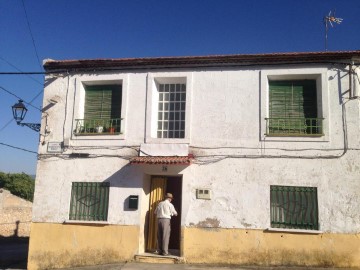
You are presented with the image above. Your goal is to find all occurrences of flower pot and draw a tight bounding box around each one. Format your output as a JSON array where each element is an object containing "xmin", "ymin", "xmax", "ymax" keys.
[
  {"xmin": 109, "ymin": 127, "xmax": 115, "ymax": 134},
  {"xmin": 95, "ymin": 126, "xmax": 103, "ymax": 133}
]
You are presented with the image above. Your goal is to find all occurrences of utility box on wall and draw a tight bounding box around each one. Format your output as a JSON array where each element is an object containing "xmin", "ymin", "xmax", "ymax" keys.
[
  {"xmin": 196, "ymin": 189, "xmax": 211, "ymax": 200},
  {"xmin": 128, "ymin": 195, "xmax": 139, "ymax": 209}
]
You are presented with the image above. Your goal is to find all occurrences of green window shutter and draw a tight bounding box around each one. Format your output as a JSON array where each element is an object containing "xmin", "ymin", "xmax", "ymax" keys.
[
  {"xmin": 268, "ymin": 80, "xmax": 319, "ymax": 135},
  {"xmin": 269, "ymin": 80, "xmax": 317, "ymax": 118},
  {"xmin": 84, "ymin": 85, "xmax": 122, "ymax": 120}
]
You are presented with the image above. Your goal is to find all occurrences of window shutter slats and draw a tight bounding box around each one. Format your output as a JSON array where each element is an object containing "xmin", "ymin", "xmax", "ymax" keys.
[
  {"xmin": 84, "ymin": 85, "xmax": 122, "ymax": 120},
  {"xmin": 269, "ymin": 80, "xmax": 317, "ymax": 118},
  {"xmin": 268, "ymin": 80, "xmax": 320, "ymax": 135}
]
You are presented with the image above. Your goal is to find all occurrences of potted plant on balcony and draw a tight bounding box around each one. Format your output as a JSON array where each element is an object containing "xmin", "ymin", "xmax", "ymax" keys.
[
  {"xmin": 108, "ymin": 120, "xmax": 115, "ymax": 134},
  {"xmin": 75, "ymin": 121, "xmax": 85, "ymax": 134},
  {"xmin": 95, "ymin": 121, "xmax": 104, "ymax": 133}
]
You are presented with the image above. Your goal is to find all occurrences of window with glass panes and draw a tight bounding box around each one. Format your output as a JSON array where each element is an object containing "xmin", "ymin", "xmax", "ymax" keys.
[
  {"xmin": 69, "ymin": 182, "xmax": 110, "ymax": 221},
  {"xmin": 157, "ymin": 83, "xmax": 186, "ymax": 138},
  {"xmin": 270, "ymin": 185, "xmax": 319, "ymax": 230}
]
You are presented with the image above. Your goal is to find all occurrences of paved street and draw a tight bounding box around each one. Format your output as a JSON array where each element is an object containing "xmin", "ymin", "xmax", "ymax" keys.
[{"xmin": 0, "ymin": 238, "xmax": 28, "ymax": 270}]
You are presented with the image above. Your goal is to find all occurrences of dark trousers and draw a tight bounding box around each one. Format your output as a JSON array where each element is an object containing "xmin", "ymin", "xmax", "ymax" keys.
[{"xmin": 157, "ymin": 218, "xmax": 171, "ymax": 254}]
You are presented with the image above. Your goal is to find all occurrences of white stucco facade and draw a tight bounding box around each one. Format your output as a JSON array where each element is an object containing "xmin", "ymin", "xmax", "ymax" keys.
[{"xmin": 28, "ymin": 53, "xmax": 360, "ymax": 269}]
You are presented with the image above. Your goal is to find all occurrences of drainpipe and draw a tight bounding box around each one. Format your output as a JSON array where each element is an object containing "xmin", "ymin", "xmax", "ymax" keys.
[
  {"xmin": 349, "ymin": 62, "xmax": 353, "ymax": 99},
  {"xmin": 350, "ymin": 61, "xmax": 360, "ymax": 99},
  {"xmin": 353, "ymin": 65, "xmax": 360, "ymax": 99},
  {"xmin": 144, "ymin": 73, "xmax": 149, "ymax": 143}
]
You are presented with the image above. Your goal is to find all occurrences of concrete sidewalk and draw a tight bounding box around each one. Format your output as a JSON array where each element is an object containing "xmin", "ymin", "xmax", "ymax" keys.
[{"xmin": 60, "ymin": 262, "xmax": 357, "ymax": 270}]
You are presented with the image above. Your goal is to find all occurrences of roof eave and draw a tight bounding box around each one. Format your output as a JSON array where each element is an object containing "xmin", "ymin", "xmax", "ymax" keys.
[{"xmin": 43, "ymin": 51, "xmax": 360, "ymax": 72}]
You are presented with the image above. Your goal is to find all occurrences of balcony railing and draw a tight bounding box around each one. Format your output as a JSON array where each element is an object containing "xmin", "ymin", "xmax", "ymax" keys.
[
  {"xmin": 74, "ymin": 118, "xmax": 122, "ymax": 135},
  {"xmin": 265, "ymin": 118, "xmax": 324, "ymax": 136}
]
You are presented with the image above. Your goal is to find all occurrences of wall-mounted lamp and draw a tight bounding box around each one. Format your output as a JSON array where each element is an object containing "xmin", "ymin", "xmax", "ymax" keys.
[{"xmin": 12, "ymin": 100, "xmax": 41, "ymax": 132}]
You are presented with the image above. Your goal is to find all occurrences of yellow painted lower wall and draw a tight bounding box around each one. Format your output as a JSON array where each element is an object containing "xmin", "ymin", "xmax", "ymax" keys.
[
  {"xmin": 28, "ymin": 222, "xmax": 139, "ymax": 270},
  {"xmin": 28, "ymin": 224, "xmax": 360, "ymax": 269},
  {"xmin": 183, "ymin": 227, "xmax": 360, "ymax": 268}
]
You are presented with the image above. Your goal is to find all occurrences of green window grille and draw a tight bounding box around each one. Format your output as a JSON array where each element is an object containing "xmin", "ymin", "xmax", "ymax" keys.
[
  {"xmin": 84, "ymin": 85, "xmax": 122, "ymax": 120},
  {"xmin": 270, "ymin": 185, "xmax": 319, "ymax": 230},
  {"xmin": 69, "ymin": 182, "xmax": 110, "ymax": 221},
  {"xmin": 268, "ymin": 80, "xmax": 322, "ymax": 135}
]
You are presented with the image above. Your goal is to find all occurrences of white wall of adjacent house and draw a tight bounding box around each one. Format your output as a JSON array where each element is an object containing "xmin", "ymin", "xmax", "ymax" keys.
[{"xmin": 32, "ymin": 64, "xmax": 360, "ymax": 234}]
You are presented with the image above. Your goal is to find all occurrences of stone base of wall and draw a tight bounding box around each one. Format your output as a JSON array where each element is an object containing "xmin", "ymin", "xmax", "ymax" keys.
[
  {"xmin": 27, "ymin": 223, "xmax": 139, "ymax": 270},
  {"xmin": 183, "ymin": 227, "xmax": 360, "ymax": 268},
  {"xmin": 0, "ymin": 189, "xmax": 32, "ymax": 237}
]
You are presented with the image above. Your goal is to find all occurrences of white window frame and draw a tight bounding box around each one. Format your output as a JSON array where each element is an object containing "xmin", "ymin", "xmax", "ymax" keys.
[
  {"xmin": 260, "ymin": 67, "xmax": 329, "ymax": 142},
  {"xmin": 72, "ymin": 74, "xmax": 128, "ymax": 140},
  {"xmin": 146, "ymin": 72, "xmax": 192, "ymax": 144}
]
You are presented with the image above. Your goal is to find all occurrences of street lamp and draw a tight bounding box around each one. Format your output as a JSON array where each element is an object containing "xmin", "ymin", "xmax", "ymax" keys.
[{"xmin": 12, "ymin": 100, "xmax": 41, "ymax": 132}]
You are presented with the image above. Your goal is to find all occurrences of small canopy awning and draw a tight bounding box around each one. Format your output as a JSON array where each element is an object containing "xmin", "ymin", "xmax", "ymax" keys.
[{"xmin": 130, "ymin": 155, "xmax": 193, "ymax": 165}]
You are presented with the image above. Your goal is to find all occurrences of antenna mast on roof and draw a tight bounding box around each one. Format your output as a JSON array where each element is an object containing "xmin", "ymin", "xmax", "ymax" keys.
[{"xmin": 324, "ymin": 10, "xmax": 343, "ymax": 51}]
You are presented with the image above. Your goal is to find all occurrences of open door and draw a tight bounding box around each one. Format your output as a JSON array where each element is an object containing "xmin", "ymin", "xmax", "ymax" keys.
[
  {"xmin": 166, "ymin": 176, "xmax": 182, "ymax": 250},
  {"xmin": 147, "ymin": 176, "xmax": 182, "ymax": 252},
  {"xmin": 147, "ymin": 176, "xmax": 166, "ymax": 251}
]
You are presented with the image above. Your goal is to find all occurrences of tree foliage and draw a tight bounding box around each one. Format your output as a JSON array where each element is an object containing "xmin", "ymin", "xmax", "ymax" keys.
[{"xmin": 0, "ymin": 172, "xmax": 35, "ymax": 202}]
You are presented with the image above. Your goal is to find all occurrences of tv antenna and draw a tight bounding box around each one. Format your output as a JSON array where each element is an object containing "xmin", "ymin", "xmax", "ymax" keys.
[{"xmin": 324, "ymin": 10, "xmax": 343, "ymax": 51}]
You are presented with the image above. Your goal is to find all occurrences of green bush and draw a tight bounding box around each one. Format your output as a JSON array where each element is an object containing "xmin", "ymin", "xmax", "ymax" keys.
[{"xmin": 0, "ymin": 172, "xmax": 35, "ymax": 202}]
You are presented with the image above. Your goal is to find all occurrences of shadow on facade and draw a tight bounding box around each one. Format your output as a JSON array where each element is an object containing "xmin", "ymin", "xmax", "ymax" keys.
[{"xmin": 103, "ymin": 163, "xmax": 145, "ymax": 210}]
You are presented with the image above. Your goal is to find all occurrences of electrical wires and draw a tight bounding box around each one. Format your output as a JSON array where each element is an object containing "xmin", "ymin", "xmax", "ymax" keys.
[
  {"xmin": 0, "ymin": 85, "xmax": 42, "ymax": 112},
  {"xmin": 0, "ymin": 56, "xmax": 43, "ymax": 85},
  {"xmin": 0, "ymin": 142, "xmax": 37, "ymax": 154},
  {"xmin": 21, "ymin": 0, "xmax": 42, "ymax": 71}
]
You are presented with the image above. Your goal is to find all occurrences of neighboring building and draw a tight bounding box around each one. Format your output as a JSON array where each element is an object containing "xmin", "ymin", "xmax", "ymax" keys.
[
  {"xmin": 28, "ymin": 51, "xmax": 360, "ymax": 269},
  {"xmin": 0, "ymin": 189, "xmax": 32, "ymax": 237}
]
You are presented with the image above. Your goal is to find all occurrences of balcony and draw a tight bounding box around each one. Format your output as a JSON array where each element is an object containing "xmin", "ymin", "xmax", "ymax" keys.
[
  {"xmin": 74, "ymin": 118, "xmax": 122, "ymax": 136},
  {"xmin": 265, "ymin": 118, "xmax": 324, "ymax": 137}
]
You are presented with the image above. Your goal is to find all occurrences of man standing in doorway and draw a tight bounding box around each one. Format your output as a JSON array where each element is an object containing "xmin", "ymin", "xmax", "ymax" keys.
[{"xmin": 154, "ymin": 193, "xmax": 178, "ymax": 256}]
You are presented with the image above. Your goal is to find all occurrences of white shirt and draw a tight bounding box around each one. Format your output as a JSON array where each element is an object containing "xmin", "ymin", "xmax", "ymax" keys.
[{"xmin": 155, "ymin": 199, "xmax": 178, "ymax": 219}]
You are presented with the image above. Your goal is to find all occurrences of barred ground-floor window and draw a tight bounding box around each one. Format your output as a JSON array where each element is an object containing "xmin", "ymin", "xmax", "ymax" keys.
[
  {"xmin": 69, "ymin": 182, "xmax": 110, "ymax": 221},
  {"xmin": 270, "ymin": 185, "xmax": 319, "ymax": 230}
]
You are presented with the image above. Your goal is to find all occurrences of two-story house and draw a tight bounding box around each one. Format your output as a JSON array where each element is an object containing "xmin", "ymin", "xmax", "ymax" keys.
[{"xmin": 28, "ymin": 51, "xmax": 360, "ymax": 269}]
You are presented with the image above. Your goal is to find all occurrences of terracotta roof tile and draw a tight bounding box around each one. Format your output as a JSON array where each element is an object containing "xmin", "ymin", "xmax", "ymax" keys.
[{"xmin": 130, "ymin": 155, "xmax": 193, "ymax": 165}]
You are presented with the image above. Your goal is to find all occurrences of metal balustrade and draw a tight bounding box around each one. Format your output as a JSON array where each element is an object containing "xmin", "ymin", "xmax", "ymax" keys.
[
  {"xmin": 265, "ymin": 117, "xmax": 324, "ymax": 136},
  {"xmin": 74, "ymin": 118, "xmax": 122, "ymax": 135}
]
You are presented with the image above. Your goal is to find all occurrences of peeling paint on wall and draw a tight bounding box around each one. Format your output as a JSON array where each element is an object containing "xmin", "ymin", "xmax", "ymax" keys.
[{"xmin": 190, "ymin": 217, "xmax": 221, "ymax": 228}]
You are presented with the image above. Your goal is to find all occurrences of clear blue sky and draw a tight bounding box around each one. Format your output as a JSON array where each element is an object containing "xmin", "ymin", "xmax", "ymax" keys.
[{"xmin": 0, "ymin": 0, "xmax": 359, "ymax": 175}]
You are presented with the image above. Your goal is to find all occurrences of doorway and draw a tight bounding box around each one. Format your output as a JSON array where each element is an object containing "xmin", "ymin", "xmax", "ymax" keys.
[{"xmin": 146, "ymin": 176, "xmax": 182, "ymax": 252}]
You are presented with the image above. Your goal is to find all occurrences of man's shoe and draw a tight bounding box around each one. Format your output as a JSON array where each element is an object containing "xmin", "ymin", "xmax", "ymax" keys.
[
  {"xmin": 162, "ymin": 252, "xmax": 169, "ymax": 256},
  {"xmin": 154, "ymin": 250, "xmax": 161, "ymax": 255}
]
